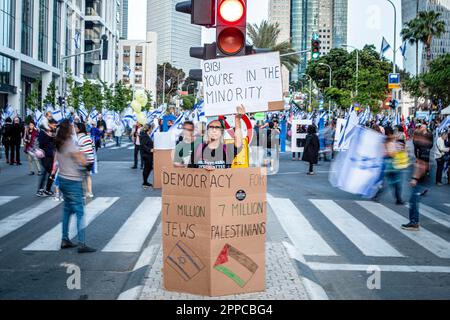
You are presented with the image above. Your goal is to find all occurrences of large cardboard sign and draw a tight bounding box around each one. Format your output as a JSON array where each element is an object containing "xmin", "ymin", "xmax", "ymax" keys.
[
  {"xmin": 291, "ymin": 119, "xmax": 312, "ymax": 153},
  {"xmin": 202, "ymin": 52, "xmax": 283, "ymax": 117},
  {"xmin": 161, "ymin": 167, "xmax": 266, "ymax": 296},
  {"xmin": 153, "ymin": 149, "xmax": 173, "ymax": 189}
]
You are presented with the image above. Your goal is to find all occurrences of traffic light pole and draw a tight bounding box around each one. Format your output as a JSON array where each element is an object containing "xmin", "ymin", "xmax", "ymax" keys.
[{"xmin": 280, "ymin": 49, "xmax": 310, "ymax": 57}]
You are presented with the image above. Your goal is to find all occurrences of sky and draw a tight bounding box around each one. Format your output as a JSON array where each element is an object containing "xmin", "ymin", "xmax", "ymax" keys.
[{"xmin": 128, "ymin": 0, "xmax": 403, "ymax": 67}]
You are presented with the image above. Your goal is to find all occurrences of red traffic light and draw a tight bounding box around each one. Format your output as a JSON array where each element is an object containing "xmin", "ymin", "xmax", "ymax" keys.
[
  {"xmin": 217, "ymin": 28, "xmax": 245, "ymax": 55},
  {"xmin": 219, "ymin": 0, "xmax": 245, "ymax": 23}
]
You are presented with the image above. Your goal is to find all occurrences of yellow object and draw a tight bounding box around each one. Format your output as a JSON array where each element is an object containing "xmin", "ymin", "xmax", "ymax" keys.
[
  {"xmin": 225, "ymin": 138, "xmax": 249, "ymax": 168},
  {"xmin": 393, "ymin": 151, "xmax": 409, "ymax": 170}
]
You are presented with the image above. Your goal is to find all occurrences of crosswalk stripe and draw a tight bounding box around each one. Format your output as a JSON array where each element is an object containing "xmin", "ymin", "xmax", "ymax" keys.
[
  {"xmin": 307, "ymin": 262, "xmax": 450, "ymax": 273},
  {"xmin": 0, "ymin": 199, "xmax": 61, "ymax": 239},
  {"xmin": 102, "ymin": 197, "xmax": 161, "ymax": 252},
  {"xmin": 405, "ymin": 203, "xmax": 450, "ymax": 229},
  {"xmin": 0, "ymin": 196, "xmax": 19, "ymax": 207},
  {"xmin": 127, "ymin": 146, "xmax": 135, "ymax": 150},
  {"xmin": 23, "ymin": 197, "xmax": 119, "ymax": 251},
  {"xmin": 356, "ymin": 201, "xmax": 450, "ymax": 259},
  {"xmin": 310, "ymin": 200, "xmax": 404, "ymax": 257},
  {"xmin": 268, "ymin": 195, "xmax": 337, "ymax": 256}
]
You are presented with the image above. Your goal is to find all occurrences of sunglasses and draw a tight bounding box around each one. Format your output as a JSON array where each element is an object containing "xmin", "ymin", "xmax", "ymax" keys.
[{"xmin": 207, "ymin": 125, "xmax": 223, "ymax": 130}]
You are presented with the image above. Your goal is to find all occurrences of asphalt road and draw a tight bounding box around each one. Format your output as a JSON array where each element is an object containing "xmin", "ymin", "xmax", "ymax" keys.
[{"xmin": 0, "ymin": 141, "xmax": 449, "ymax": 299}]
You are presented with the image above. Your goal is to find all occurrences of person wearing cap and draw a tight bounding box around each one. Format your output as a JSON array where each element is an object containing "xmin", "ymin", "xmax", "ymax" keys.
[{"xmin": 194, "ymin": 105, "xmax": 245, "ymax": 170}]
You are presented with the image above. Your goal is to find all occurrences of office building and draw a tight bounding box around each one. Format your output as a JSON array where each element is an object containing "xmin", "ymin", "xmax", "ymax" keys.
[{"xmin": 146, "ymin": 0, "xmax": 202, "ymax": 75}]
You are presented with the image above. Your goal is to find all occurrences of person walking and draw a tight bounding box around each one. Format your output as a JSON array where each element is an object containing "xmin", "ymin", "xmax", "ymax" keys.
[
  {"xmin": 55, "ymin": 119, "xmax": 96, "ymax": 253},
  {"xmin": 140, "ymin": 124, "xmax": 154, "ymax": 189},
  {"xmin": 1, "ymin": 117, "xmax": 12, "ymax": 164},
  {"xmin": 302, "ymin": 125, "xmax": 320, "ymax": 175},
  {"xmin": 76, "ymin": 122, "xmax": 95, "ymax": 198},
  {"xmin": 114, "ymin": 124, "xmax": 124, "ymax": 147},
  {"xmin": 402, "ymin": 126, "xmax": 433, "ymax": 231},
  {"xmin": 24, "ymin": 121, "xmax": 42, "ymax": 175},
  {"xmin": 37, "ymin": 119, "xmax": 58, "ymax": 197},
  {"xmin": 90, "ymin": 121, "xmax": 102, "ymax": 152},
  {"xmin": 131, "ymin": 123, "xmax": 143, "ymax": 169},
  {"xmin": 435, "ymin": 131, "xmax": 449, "ymax": 186},
  {"xmin": 10, "ymin": 117, "xmax": 24, "ymax": 165},
  {"xmin": 383, "ymin": 126, "xmax": 405, "ymax": 205}
]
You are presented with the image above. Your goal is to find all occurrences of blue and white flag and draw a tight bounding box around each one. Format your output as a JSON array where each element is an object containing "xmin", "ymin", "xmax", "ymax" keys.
[
  {"xmin": 437, "ymin": 116, "xmax": 450, "ymax": 134},
  {"xmin": 3, "ymin": 104, "xmax": 15, "ymax": 119},
  {"xmin": 167, "ymin": 111, "xmax": 188, "ymax": 138},
  {"xmin": 380, "ymin": 37, "xmax": 391, "ymax": 58},
  {"xmin": 78, "ymin": 103, "xmax": 88, "ymax": 120},
  {"xmin": 337, "ymin": 106, "xmax": 359, "ymax": 151},
  {"xmin": 394, "ymin": 112, "xmax": 401, "ymax": 126},
  {"xmin": 52, "ymin": 108, "xmax": 63, "ymax": 122},
  {"xmin": 89, "ymin": 109, "xmax": 99, "ymax": 121},
  {"xmin": 358, "ymin": 106, "xmax": 371, "ymax": 125},
  {"xmin": 399, "ymin": 41, "xmax": 407, "ymax": 60},
  {"xmin": 34, "ymin": 109, "xmax": 43, "ymax": 125},
  {"xmin": 74, "ymin": 31, "xmax": 81, "ymax": 49},
  {"xmin": 45, "ymin": 104, "xmax": 55, "ymax": 113},
  {"xmin": 330, "ymin": 126, "xmax": 385, "ymax": 198}
]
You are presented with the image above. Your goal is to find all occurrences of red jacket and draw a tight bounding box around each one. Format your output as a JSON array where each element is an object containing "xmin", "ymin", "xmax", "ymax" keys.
[{"xmin": 25, "ymin": 128, "xmax": 39, "ymax": 152}]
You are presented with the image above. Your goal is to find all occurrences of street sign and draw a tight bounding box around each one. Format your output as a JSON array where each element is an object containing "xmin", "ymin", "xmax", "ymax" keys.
[{"xmin": 388, "ymin": 73, "xmax": 400, "ymax": 89}]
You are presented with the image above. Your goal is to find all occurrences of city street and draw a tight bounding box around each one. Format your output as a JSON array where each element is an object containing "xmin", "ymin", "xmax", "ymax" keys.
[{"xmin": 0, "ymin": 143, "xmax": 449, "ymax": 300}]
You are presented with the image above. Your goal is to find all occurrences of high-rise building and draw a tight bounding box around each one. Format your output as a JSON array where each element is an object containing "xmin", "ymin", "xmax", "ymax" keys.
[
  {"xmin": 0, "ymin": 0, "xmax": 122, "ymax": 116},
  {"xmin": 402, "ymin": 0, "xmax": 450, "ymax": 75},
  {"xmin": 120, "ymin": 0, "xmax": 128, "ymax": 39},
  {"xmin": 269, "ymin": 0, "xmax": 291, "ymax": 92},
  {"xmin": 84, "ymin": 0, "xmax": 121, "ymax": 83},
  {"xmin": 146, "ymin": 0, "xmax": 202, "ymax": 75},
  {"xmin": 118, "ymin": 32, "xmax": 158, "ymax": 98},
  {"xmin": 290, "ymin": 0, "xmax": 348, "ymax": 81}
]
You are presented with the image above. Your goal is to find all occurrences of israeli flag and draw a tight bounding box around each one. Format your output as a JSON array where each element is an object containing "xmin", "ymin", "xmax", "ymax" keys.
[
  {"xmin": 150, "ymin": 124, "xmax": 160, "ymax": 140},
  {"xmin": 337, "ymin": 106, "xmax": 359, "ymax": 151},
  {"xmin": 437, "ymin": 116, "xmax": 450, "ymax": 134},
  {"xmin": 45, "ymin": 104, "xmax": 55, "ymax": 113},
  {"xmin": 34, "ymin": 109, "xmax": 43, "ymax": 125},
  {"xmin": 167, "ymin": 111, "xmax": 187, "ymax": 138},
  {"xmin": 4, "ymin": 104, "xmax": 16, "ymax": 118},
  {"xmin": 89, "ymin": 109, "xmax": 99, "ymax": 121},
  {"xmin": 358, "ymin": 106, "xmax": 371, "ymax": 125},
  {"xmin": 52, "ymin": 109, "xmax": 63, "ymax": 122},
  {"xmin": 399, "ymin": 42, "xmax": 407, "ymax": 60},
  {"xmin": 380, "ymin": 37, "xmax": 391, "ymax": 58},
  {"xmin": 394, "ymin": 112, "xmax": 401, "ymax": 126},
  {"xmin": 78, "ymin": 104, "xmax": 88, "ymax": 120},
  {"xmin": 74, "ymin": 31, "xmax": 81, "ymax": 49},
  {"xmin": 330, "ymin": 126, "xmax": 385, "ymax": 198}
]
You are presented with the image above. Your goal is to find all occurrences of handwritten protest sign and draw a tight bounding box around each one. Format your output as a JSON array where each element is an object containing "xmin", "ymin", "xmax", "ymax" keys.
[{"xmin": 202, "ymin": 52, "xmax": 283, "ymax": 116}]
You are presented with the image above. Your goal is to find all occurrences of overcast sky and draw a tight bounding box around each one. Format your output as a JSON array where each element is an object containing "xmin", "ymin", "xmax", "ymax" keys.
[{"xmin": 129, "ymin": 0, "xmax": 403, "ymax": 67}]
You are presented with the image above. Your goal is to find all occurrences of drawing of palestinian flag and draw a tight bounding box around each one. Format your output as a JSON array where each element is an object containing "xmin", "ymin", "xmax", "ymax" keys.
[
  {"xmin": 166, "ymin": 241, "xmax": 205, "ymax": 281},
  {"xmin": 213, "ymin": 244, "xmax": 258, "ymax": 288}
]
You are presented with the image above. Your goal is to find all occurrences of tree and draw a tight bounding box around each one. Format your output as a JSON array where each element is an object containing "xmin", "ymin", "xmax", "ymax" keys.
[
  {"xmin": 25, "ymin": 84, "xmax": 41, "ymax": 111},
  {"xmin": 181, "ymin": 95, "xmax": 196, "ymax": 110},
  {"xmin": 66, "ymin": 70, "xmax": 81, "ymax": 110},
  {"xmin": 422, "ymin": 53, "xmax": 450, "ymax": 106},
  {"xmin": 401, "ymin": 11, "xmax": 446, "ymax": 72},
  {"xmin": 247, "ymin": 20, "xmax": 300, "ymax": 71},
  {"xmin": 81, "ymin": 78, "xmax": 103, "ymax": 113},
  {"xmin": 111, "ymin": 81, "xmax": 133, "ymax": 113},
  {"xmin": 43, "ymin": 81, "xmax": 58, "ymax": 107},
  {"xmin": 142, "ymin": 89, "xmax": 154, "ymax": 112},
  {"xmin": 157, "ymin": 64, "xmax": 185, "ymax": 105}
]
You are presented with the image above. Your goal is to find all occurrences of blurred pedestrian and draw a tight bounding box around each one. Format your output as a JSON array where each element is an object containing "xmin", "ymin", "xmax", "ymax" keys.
[
  {"xmin": 37, "ymin": 119, "xmax": 57, "ymax": 197},
  {"xmin": 10, "ymin": 117, "xmax": 24, "ymax": 165},
  {"xmin": 1, "ymin": 117, "xmax": 12, "ymax": 164},
  {"xmin": 90, "ymin": 121, "xmax": 102, "ymax": 152},
  {"xmin": 131, "ymin": 123, "xmax": 143, "ymax": 169},
  {"xmin": 55, "ymin": 119, "xmax": 96, "ymax": 253},
  {"xmin": 435, "ymin": 131, "xmax": 449, "ymax": 186},
  {"xmin": 76, "ymin": 122, "xmax": 95, "ymax": 198},
  {"xmin": 140, "ymin": 124, "xmax": 154, "ymax": 188},
  {"xmin": 302, "ymin": 125, "xmax": 320, "ymax": 175},
  {"xmin": 24, "ymin": 121, "xmax": 42, "ymax": 175}
]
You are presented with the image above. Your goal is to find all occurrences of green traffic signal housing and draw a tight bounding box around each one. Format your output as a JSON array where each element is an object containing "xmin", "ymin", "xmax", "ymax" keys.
[{"xmin": 311, "ymin": 38, "xmax": 321, "ymax": 61}]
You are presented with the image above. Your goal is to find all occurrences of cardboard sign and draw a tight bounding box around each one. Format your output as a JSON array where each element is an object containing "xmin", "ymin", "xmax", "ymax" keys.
[
  {"xmin": 291, "ymin": 119, "xmax": 312, "ymax": 153},
  {"xmin": 202, "ymin": 52, "xmax": 283, "ymax": 117},
  {"xmin": 153, "ymin": 149, "xmax": 173, "ymax": 189},
  {"xmin": 161, "ymin": 167, "xmax": 266, "ymax": 296}
]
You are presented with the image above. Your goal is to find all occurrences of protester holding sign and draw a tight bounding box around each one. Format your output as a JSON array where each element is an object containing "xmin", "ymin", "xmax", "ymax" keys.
[
  {"xmin": 193, "ymin": 105, "xmax": 245, "ymax": 170},
  {"xmin": 302, "ymin": 125, "xmax": 320, "ymax": 175}
]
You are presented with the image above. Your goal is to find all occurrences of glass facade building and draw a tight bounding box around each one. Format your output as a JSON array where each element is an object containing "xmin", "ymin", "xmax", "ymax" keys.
[
  {"xmin": 120, "ymin": 0, "xmax": 128, "ymax": 39},
  {"xmin": 402, "ymin": 0, "xmax": 450, "ymax": 74},
  {"xmin": 0, "ymin": 0, "xmax": 15, "ymax": 49},
  {"xmin": 21, "ymin": 0, "xmax": 34, "ymax": 56},
  {"xmin": 38, "ymin": 0, "xmax": 49, "ymax": 63}
]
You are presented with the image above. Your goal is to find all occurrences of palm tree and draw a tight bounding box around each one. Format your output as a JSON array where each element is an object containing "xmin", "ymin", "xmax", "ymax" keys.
[
  {"xmin": 401, "ymin": 11, "xmax": 446, "ymax": 72},
  {"xmin": 247, "ymin": 20, "xmax": 300, "ymax": 71},
  {"xmin": 401, "ymin": 19, "xmax": 421, "ymax": 77}
]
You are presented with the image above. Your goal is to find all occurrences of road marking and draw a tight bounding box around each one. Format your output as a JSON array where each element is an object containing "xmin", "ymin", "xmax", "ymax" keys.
[
  {"xmin": 307, "ymin": 262, "xmax": 450, "ymax": 273},
  {"xmin": 357, "ymin": 201, "xmax": 450, "ymax": 259},
  {"xmin": 117, "ymin": 286, "xmax": 143, "ymax": 300},
  {"xmin": 127, "ymin": 146, "xmax": 135, "ymax": 150},
  {"xmin": 0, "ymin": 196, "xmax": 19, "ymax": 207},
  {"xmin": 310, "ymin": 200, "xmax": 404, "ymax": 257},
  {"xmin": 23, "ymin": 197, "xmax": 119, "ymax": 251},
  {"xmin": 133, "ymin": 244, "xmax": 159, "ymax": 271},
  {"xmin": 405, "ymin": 203, "xmax": 450, "ymax": 229},
  {"xmin": 268, "ymin": 195, "xmax": 337, "ymax": 256},
  {"xmin": 0, "ymin": 199, "xmax": 61, "ymax": 239},
  {"xmin": 102, "ymin": 197, "xmax": 161, "ymax": 252}
]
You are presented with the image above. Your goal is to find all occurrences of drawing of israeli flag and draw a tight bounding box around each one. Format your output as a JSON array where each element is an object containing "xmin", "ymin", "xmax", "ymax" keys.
[
  {"xmin": 330, "ymin": 126, "xmax": 385, "ymax": 198},
  {"xmin": 380, "ymin": 37, "xmax": 391, "ymax": 58}
]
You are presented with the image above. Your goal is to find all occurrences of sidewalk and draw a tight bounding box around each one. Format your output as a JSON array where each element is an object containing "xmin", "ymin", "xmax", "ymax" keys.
[{"xmin": 139, "ymin": 242, "xmax": 311, "ymax": 300}]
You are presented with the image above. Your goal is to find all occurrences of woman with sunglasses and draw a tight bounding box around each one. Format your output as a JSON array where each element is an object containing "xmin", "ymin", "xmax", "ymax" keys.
[{"xmin": 194, "ymin": 105, "xmax": 245, "ymax": 171}]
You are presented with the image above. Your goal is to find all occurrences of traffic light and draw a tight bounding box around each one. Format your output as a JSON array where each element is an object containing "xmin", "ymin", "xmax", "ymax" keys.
[
  {"xmin": 58, "ymin": 96, "xmax": 65, "ymax": 106},
  {"xmin": 311, "ymin": 38, "xmax": 320, "ymax": 60},
  {"xmin": 175, "ymin": 0, "xmax": 215, "ymax": 26},
  {"xmin": 101, "ymin": 35, "xmax": 108, "ymax": 60},
  {"xmin": 216, "ymin": 0, "xmax": 247, "ymax": 56}
]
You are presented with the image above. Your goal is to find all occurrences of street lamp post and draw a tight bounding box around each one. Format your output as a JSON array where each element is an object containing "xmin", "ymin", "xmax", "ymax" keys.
[
  {"xmin": 342, "ymin": 44, "xmax": 359, "ymax": 97},
  {"xmin": 386, "ymin": 0, "xmax": 397, "ymax": 74},
  {"xmin": 319, "ymin": 63, "xmax": 332, "ymax": 112}
]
